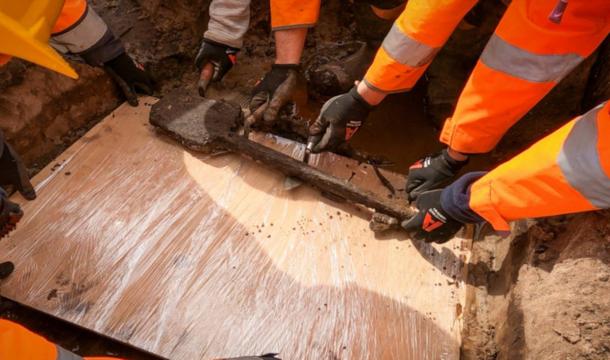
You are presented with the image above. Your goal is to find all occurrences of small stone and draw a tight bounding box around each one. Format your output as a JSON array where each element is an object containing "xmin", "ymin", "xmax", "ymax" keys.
[{"xmin": 553, "ymin": 325, "xmax": 581, "ymax": 344}]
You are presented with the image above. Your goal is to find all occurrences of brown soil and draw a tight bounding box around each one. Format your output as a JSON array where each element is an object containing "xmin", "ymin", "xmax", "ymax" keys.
[
  {"xmin": 462, "ymin": 212, "xmax": 610, "ymax": 359},
  {"xmin": 1, "ymin": 0, "xmax": 609, "ymax": 358}
]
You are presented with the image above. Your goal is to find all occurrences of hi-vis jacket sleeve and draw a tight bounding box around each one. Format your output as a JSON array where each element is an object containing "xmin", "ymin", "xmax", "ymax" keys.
[
  {"xmin": 469, "ymin": 101, "xmax": 610, "ymax": 231},
  {"xmin": 271, "ymin": 0, "xmax": 321, "ymax": 30},
  {"xmin": 440, "ymin": 0, "xmax": 610, "ymax": 154},
  {"xmin": 51, "ymin": 0, "xmax": 124, "ymax": 66},
  {"xmin": 0, "ymin": 319, "xmax": 121, "ymax": 360},
  {"xmin": 363, "ymin": 0, "xmax": 477, "ymax": 93}
]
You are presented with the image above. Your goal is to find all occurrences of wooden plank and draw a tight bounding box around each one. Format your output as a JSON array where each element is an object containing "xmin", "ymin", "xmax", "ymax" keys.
[
  {"xmin": 0, "ymin": 97, "xmax": 468, "ymax": 359},
  {"xmin": 148, "ymin": 93, "xmax": 414, "ymax": 222}
]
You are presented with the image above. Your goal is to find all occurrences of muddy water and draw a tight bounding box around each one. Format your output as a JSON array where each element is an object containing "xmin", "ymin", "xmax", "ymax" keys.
[
  {"xmin": 350, "ymin": 90, "xmax": 442, "ymax": 174},
  {"xmin": 209, "ymin": 83, "xmax": 444, "ymax": 176}
]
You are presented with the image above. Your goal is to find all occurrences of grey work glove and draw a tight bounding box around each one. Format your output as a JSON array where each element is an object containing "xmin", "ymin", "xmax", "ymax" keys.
[
  {"xmin": 246, "ymin": 64, "xmax": 306, "ymax": 129},
  {"xmin": 307, "ymin": 86, "xmax": 373, "ymax": 153}
]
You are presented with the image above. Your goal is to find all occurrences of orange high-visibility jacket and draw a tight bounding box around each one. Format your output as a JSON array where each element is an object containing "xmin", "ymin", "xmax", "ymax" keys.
[
  {"xmin": 364, "ymin": 0, "xmax": 610, "ymax": 154},
  {"xmin": 0, "ymin": 319, "xmax": 121, "ymax": 360},
  {"xmin": 470, "ymin": 101, "xmax": 610, "ymax": 231},
  {"xmin": 52, "ymin": 0, "xmax": 124, "ymax": 66}
]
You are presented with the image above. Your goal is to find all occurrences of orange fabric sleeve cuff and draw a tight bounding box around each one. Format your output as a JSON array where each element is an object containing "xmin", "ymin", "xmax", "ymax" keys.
[
  {"xmin": 52, "ymin": 0, "xmax": 88, "ymax": 34},
  {"xmin": 468, "ymin": 177, "xmax": 511, "ymax": 232},
  {"xmin": 364, "ymin": 47, "xmax": 429, "ymax": 93}
]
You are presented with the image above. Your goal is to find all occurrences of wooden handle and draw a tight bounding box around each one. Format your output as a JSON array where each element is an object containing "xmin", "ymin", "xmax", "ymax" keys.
[
  {"xmin": 198, "ymin": 62, "xmax": 215, "ymax": 97},
  {"xmin": 218, "ymin": 133, "xmax": 415, "ymax": 221}
]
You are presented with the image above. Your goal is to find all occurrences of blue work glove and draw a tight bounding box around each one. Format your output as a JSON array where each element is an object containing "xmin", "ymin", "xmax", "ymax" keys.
[{"xmin": 402, "ymin": 172, "xmax": 486, "ymax": 243}]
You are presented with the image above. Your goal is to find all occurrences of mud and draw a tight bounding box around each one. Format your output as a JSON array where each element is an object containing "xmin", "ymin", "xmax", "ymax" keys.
[{"xmin": 0, "ymin": 0, "xmax": 609, "ymax": 358}]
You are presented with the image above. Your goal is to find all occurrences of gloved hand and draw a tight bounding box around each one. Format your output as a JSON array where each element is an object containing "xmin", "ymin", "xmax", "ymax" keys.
[
  {"xmin": 401, "ymin": 189, "xmax": 463, "ymax": 243},
  {"xmin": 0, "ymin": 261, "xmax": 14, "ymax": 279},
  {"xmin": 402, "ymin": 172, "xmax": 487, "ymax": 243},
  {"xmin": 0, "ymin": 131, "xmax": 36, "ymax": 200},
  {"xmin": 308, "ymin": 86, "xmax": 373, "ymax": 153},
  {"xmin": 406, "ymin": 149, "xmax": 468, "ymax": 202},
  {"xmin": 0, "ymin": 188, "xmax": 23, "ymax": 239},
  {"xmin": 247, "ymin": 64, "xmax": 306, "ymax": 129},
  {"xmin": 104, "ymin": 52, "xmax": 154, "ymax": 107},
  {"xmin": 195, "ymin": 39, "xmax": 238, "ymax": 84}
]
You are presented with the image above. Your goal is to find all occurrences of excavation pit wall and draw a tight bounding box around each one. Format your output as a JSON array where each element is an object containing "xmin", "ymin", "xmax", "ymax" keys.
[{"xmin": 0, "ymin": 0, "xmax": 609, "ymax": 358}]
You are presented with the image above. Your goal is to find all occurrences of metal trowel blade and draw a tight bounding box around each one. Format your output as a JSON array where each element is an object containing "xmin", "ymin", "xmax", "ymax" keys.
[
  {"xmin": 283, "ymin": 176, "xmax": 303, "ymax": 191},
  {"xmin": 283, "ymin": 143, "xmax": 313, "ymax": 191}
]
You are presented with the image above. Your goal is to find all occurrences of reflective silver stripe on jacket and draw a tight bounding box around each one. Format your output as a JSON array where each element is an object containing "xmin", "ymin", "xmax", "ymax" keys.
[
  {"xmin": 558, "ymin": 103, "xmax": 610, "ymax": 208},
  {"xmin": 481, "ymin": 34, "xmax": 583, "ymax": 83},
  {"xmin": 56, "ymin": 346, "xmax": 83, "ymax": 360},
  {"xmin": 382, "ymin": 23, "xmax": 439, "ymax": 67},
  {"xmin": 51, "ymin": 6, "xmax": 108, "ymax": 54}
]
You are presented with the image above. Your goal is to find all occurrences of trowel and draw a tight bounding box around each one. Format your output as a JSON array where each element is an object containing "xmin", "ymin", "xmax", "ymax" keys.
[
  {"xmin": 198, "ymin": 62, "xmax": 214, "ymax": 97},
  {"xmin": 149, "ymin": 90, "xmax": 415, "ymax": 223},
  {"xmin": 283, "ymin": 142, "xmax": 312, "ymax": 191}
]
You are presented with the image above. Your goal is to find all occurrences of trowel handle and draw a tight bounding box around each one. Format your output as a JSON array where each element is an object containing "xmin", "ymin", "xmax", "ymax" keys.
[
  {"xmin": 221, "ymin": 134, "xmax": 415, "ymax": 221},
  {"xmin": 198, "ymin": 62, "xmax": 215, "ymax": 97}
]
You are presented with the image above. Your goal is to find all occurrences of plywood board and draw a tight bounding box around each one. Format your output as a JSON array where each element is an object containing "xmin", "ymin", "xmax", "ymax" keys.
[{"xmin": 0, "ymin": 98, "xmax": 468, "ymax": 359}]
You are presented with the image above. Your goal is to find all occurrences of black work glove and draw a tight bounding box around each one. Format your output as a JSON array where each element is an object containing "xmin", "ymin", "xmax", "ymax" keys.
[
  {"xmin": 0, "ymin": 261, "xmax": 14, "ymax": 279},
  {"xmin": 401, "ymin": 189, "xmax": 463, "ymax": 243},
  {"xmin": 0, "ymin": 188, "xmax": 23, "ymax": 239},
  {"xmin": 0, "ymin": 131, "xmax": 35, "ymax": 200},
  {"xmin": 308, "ymin": 86, "xmax": 373, "ymax": 153},
  {"xmin": 195, "ymin": 39, "xmax": 238, "ymax": 83},
  {"xmin": 406, "ymin": 149, "xmax": 468, "ymax": 202},
  {"xmin": 104, "ymin": 52, "xmax": 154, "ymax": 107},
  {"xmin": 247, "ymin": 64, "xmax": 306, "ymax": 128}
]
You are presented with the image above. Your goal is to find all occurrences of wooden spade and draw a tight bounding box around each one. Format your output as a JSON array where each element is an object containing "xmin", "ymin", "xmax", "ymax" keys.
[{"xmin": 149, "ymin": 89, "xmax": 414, "ymax": 222}]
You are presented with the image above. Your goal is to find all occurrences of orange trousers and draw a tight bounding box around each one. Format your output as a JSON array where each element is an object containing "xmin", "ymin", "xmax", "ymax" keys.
[
  {"xmin": 470, "ymin": 101, "xmax": 610, "ymax": 231},
  {"xmin": 270, "ymin": 0, "xmax": 320, "ymax": 30},
  {"xmin": 0, "ymin": 319, "xmax": 120, "ymax": 360},
  {"xmin": 270, "ymin": 0, "xmax": 407, "ymax": 30}
]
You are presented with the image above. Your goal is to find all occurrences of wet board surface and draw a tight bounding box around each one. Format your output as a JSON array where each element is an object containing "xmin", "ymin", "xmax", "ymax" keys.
[{"xmin": 0, "ymin": 97, "xmax": 468, "ymax": 359}]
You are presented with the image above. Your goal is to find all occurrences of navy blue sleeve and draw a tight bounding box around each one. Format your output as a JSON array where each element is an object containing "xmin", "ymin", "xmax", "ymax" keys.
[{"xmin": 441, "ymin": 171, "xmax": 487, "ymax": 224}]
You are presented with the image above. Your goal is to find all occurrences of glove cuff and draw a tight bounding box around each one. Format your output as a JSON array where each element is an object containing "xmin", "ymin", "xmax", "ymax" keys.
[
  {"xmin": 202, "ymin": 38, "xmax": 240, "ymax": 52},
  {"xmin": 441, "ymin": 171, "xmax": 487, "ymax": 224},
  {"xmin": 83, "ymin": 30, "xmax": 126, "ymax": 67},
  {"xmin": 441, "ymin": 148, "xmax": 469, "ymax": 171},
  {"xmin": 348, "ymin": 86, "xmax": 375, "ymax": 110},
  {"xmin": 271, "ymin": 63, "xmax": 301, "ymax": 71}
]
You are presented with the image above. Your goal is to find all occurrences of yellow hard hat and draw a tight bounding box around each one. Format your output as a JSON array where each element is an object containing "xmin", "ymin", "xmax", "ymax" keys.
[{"xmin": 0, "ymin": 0, "xmax": 78, "ymax": 79}]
